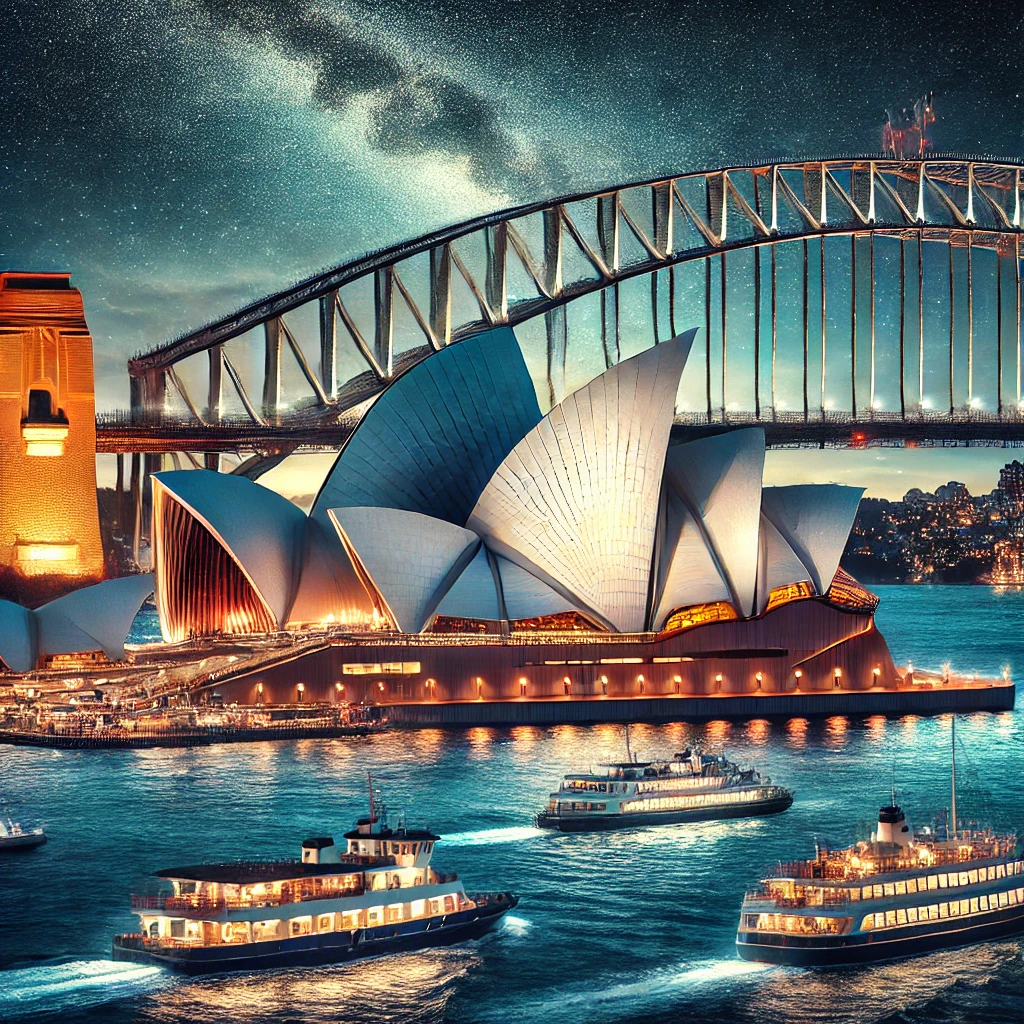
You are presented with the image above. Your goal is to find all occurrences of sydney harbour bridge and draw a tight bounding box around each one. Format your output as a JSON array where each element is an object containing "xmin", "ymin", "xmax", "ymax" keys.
[{"xmin": 95, "ymin": 156, "xmax": 1024, "ymax": 550}]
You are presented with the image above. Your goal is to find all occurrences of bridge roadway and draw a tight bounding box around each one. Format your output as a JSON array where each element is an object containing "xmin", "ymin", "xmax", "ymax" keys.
[{"xmin": 93, "ymin": 411, "xmax": 1024, "ymax": 454}]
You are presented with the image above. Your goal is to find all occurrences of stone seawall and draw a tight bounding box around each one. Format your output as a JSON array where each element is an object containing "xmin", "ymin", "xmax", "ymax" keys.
[{"xmin": 382, "ymin": 684, "xmax": 1015, "ymax": 727}]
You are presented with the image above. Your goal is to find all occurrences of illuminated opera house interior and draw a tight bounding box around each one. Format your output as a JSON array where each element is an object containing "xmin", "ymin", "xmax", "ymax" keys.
[{"xmin": 145, "ymin": 324, "xmax": 899, "ymax": 705}]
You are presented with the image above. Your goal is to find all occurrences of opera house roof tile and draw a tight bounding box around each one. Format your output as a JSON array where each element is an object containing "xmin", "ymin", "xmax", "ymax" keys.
[
  {"xmin": 468, "ymin": 329, "xmax": 696, "ymax": 633},
  {"xmin": 760, "ymin": 484, "xmax": 865, "ymax": 597},
  {"xmin": 662, "ymin": 428, "xmax": 765, "ymax": 618},
  {"xmin": 433, "ymin": 546, "xmax": 502, "ymax": 622},
  {"xmin": 312, "ymin": 325, "xmax": 541, "ymax": 529},
  {"xmin": 0, "ymin": 574, "xmax": 154, "ymax": 670},
  {"xmin": 329, "ymin": 507, "xmax": 480, "ymax": 634}
]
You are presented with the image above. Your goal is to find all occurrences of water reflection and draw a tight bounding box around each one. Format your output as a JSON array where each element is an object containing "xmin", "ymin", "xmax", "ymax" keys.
[
  {"xmin": 744, "ymin": 719, "xmax": 770, "ymax": 745},
  {"xmin": 785, "ymin": 718, "xmax": 808, "ymax": 748}
]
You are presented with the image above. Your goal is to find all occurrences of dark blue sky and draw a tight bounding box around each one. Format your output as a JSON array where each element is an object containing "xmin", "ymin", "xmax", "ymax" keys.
[{"xmin": 3, "ymin": 1, "xmax": 1024, "ymax": 494}]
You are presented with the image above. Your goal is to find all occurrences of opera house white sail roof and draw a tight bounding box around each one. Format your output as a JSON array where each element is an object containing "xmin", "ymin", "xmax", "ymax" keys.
[
  {"xmin": 0, "ymin": 574, "xmax": 154, "ymax": 672},
  {"xmin": 146, "ymin": 324, "xmax": 866, "ymax": 641}
]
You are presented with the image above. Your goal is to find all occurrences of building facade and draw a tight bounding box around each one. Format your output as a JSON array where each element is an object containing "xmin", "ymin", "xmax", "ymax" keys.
[{"xmin": 0, "ymin": 272, "xmax": 104, "ymax": 603}]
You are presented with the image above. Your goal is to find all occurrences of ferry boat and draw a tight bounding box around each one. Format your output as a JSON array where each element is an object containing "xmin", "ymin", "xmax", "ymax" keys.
[
  {"xmin": 736, "ymin": 720, "xmax": 1024, "ymax": 966},
  {"xmin": 0, "ymin": 813, "xmax": 46, "ymax": 851},
  {"xmin": 112, "ymin": 795, "xmax": 517, "ymax": 975},
  {"xmin": 536, "ymin": 736, "xmax": 792, "ymax": 832}
]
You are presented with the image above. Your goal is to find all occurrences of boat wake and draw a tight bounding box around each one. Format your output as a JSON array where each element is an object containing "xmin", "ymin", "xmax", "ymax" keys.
[
  {"xmin": 445, "ymin": 826, "xmax": 546, "ymax": 846},
  {"xmin": 0, "ymin": 958, "xmax": 169, "ymax": 1019},
  {"xmin": 475, "ymin": 957, "xmax": 773, "ymax": 1024}
]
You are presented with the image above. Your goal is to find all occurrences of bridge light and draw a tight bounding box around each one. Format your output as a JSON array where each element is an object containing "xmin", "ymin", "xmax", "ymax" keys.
[{"xmin": 969, "ymin": 396, "xmax": 983, "ymax": 410}]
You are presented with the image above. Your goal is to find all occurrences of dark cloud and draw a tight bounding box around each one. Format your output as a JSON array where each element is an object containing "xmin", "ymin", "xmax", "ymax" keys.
[{"xmin": 194, "ymin": 0, "xmax": 532, "ymax": 193}]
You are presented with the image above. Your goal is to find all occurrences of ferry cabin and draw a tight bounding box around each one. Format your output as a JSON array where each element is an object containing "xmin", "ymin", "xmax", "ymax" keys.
[
  {"xmin": 737, "ymin": 803, "xmax": 1024, "ymax": 963},
  {"xmin": 131, "ymin": 821, "xmax": 475, "ymax": 951}
]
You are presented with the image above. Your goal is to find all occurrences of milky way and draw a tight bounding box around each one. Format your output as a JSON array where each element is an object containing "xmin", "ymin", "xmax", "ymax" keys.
[{"xmin": 2, "ymin": 0, "xmax": 1023, "ymax": 410}]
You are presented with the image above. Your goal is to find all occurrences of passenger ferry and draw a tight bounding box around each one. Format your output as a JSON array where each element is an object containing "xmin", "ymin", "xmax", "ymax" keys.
[
  {"xmin": 737, "ymin": 721, "xmax": 1024, "ymax": 966},
  {"xmin": 536, "ymin": 739, "xmax": 792, "ymax": 832},
  {"xmin": 113, "ymin": 795, "xmax": 517, "ymax": 975}
]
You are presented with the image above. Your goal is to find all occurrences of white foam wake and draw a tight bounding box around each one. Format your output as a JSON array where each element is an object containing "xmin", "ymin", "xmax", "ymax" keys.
[
  {"xmin": 444, "ymin": 826, "xmax": 546, "ymax": 846},
  {"xmin": 0, "ymin": 958, "xmax": 168, "ymax": 1018},
  {"xmin": 476, "ymin": 957, "xmax": 773, "ymax": 1024}
]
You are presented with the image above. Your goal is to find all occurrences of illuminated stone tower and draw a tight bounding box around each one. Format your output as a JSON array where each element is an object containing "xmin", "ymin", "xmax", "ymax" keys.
[{"xmin": 0, "ymin": 272, "xmax": 104, "ymax": 603}]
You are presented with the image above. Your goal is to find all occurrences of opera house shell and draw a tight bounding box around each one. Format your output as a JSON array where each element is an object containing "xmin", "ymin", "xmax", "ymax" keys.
[{"xmin": 149, "ymin": 325, "xmax": 898, "ymax": 705}]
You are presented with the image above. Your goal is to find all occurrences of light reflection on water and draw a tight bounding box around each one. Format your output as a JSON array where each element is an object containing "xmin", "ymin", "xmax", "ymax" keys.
[{"xmin": 3, "ymin": 586, "xmax": 1024, "ymax": 1024}]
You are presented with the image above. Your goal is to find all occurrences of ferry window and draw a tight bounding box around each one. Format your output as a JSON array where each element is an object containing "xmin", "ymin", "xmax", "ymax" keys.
[
  {"xmin": 873, "ymin": 885, "xmax": 883, "ymax": 899},
  {"xmin": 170, "ymin": 919, "xmax": 185, "ymax": 938},
  {"xmin": 937, "ymin": 874, "xmax": 948, "ymax": 888},
  {"xmin": 959, "ymin": 872, "xmax": 969, "ymax": 887},
  {"xmin": 1000, "ymin": 892, "xmax": 1009, "ymax": 907},
  {"xmin": 883, "ymin": 883, "xmax": 896, "ymax": 897},
  {"xmin": 873, "ymin": 913, "xmax": 885, "ymax": 928},
  {"xmin": 1011, "ymin": 890, "xmax": 1019, "ymax": 905},
  {"xmin": 443, "ymin": 896, "xmax": 455, "ymax": 913},
  {"xmin": 368, "ymin": 908, "xmax": 383, "ymax": 924},
  {"xmin": 895, "ymin": 881, "xmax": 907, "ymax": 896},
  {"xmin": 939, "ymin": 903, "xmax": 948, "ymax": 918},
  {"xmin": 599, "ymin": 784, "xmax": 607, "ymax": 793},
  {"xmin": 928, "ymin": 905, "xmax": 939, "ymax": 920},
  {"xmin": 862, "ymin": 886, "xmax": 872, "ymax": 899},
  {"xmin": 896, "ymin": 909, "xmax": 907, "ymax": 925},
  {"xmin": 885, "ymin": 911, "xmax": 897, "ymax": 926},
  {"xmin": 386, "ymin": 905, "xmax": 403, "ymax": 923},
  {"xmin": 907, "ymin": 907, "xmax": 918, "ymax": 923},
  {"xmin": 968, "ymin": 870, "xmax": 978, "ymax": 885},
  {"xmin": 960, "ymin": 900, "xmax": 970, "ymax": 915},
  {"xmin": 928, "ymin": 875, "xmax": 938, "ymax": 890},
  {"xmin": 290, "ymin": 917, "xmax": 312, "ymax": 936},
  {"xmin": 318, "ymin": 915, "xmax": 333, "ymax": 932},
  {"xmin": 905, "ymin": 879, "xmax": 916, "ymax": 894},
  {"xmin": 998, "ymin": 864, "xmax": 1006, "ymax": 879},
  {"xmin": 979, "ymin": 896, "xmax": 989, "ymax": 911}
]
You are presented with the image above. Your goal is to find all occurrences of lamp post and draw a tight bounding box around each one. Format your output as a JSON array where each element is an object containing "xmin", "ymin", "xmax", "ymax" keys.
[
  {"xmin": 297, "ymin": 682, "xmax": 305, "ymax": 703},
  {"xmin": 476, "ymin": 677, "xmax": 483, "ymax": 700},
  {"xmin": 715, "ymin": 673, "xmax": 723, "ymax": 693},
  {"xmin": 673, "ymin": 674, "xmax": 682, "ymax": 695},
  {"xmin": 256, "ymin": 681, "xmax": 264, "ymax": 704},
  {"xmin": 335, "ymin": 681, "xmax": 344, "ymax": 701},
  {"xmin": 794, "ymin": 668, "xmax": 803, "ymax": 691},
  {"xmin": 637, "ymin": 674, "xmax": 645, "ymax": 695},
  {"xmin": 563, "ymin": 675, "xmax": 572, "ymax": 696},
  {"xmin": 834, "ymin": 667, "xmax": 842, "ymax": 689},
  {"xmin": 601, "ymin": 675, "xmax": 608, "ymax": 696},
  {"xmin": 755, "ymin": 671, "xmax": 763, "ymax": 691},
  {"xmin": 519, "ymin": 677, "xmax": 527, "ymax": 697}
]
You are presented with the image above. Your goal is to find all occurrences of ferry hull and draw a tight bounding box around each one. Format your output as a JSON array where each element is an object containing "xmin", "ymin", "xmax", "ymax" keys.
[
  {"xmin": 112, "ymin": 897, "xmax": 516, "ymax": 976},
  {"xmin": 0, "ymin": 831, "xmax": 47, "ymax": 851},
  {"xmin": 736, "ymin": 902, "xmax": 1024, "ymax": 967},
  {"xmin": 536, "ymin": 793, "xmax": 792, "ymax": 832}
]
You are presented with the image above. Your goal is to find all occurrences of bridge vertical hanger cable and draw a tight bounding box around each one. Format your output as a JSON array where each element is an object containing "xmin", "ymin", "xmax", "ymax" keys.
[
  {"xmin": 918, "ymin": 232, "xmax": 925, "ymax": 410},
  {"xmin": 771, "ymin": 243, "xmax": 777, "ymax": 421},
  {"xmin": 869, "ymin": 233, "xmax": 876, "ymax": 413},
  {"xmin": 968, "ymin": 235, "xmax": 974, "ymax": 408},
  {"xmin": 721, "ymin": 252, "xmax": 727, "ymax": 421},
  {"xmin": 803, "ymin": 238, "xmax": 809, "ymax": 422},
  {"xmin": 753, "ymin": 175, "xmax": 762, "ymax": 419},
  {"xmin": 998, "ymin": 242, "xmax": 1003, "ymax": 416},
  {"xmin": 705, "ymin": 257, "xmax": 712, "ymax": 422},
  {"xmin": 899, "ymin": 237, "xmax": 906, "ymax": 419},
  {"xmin": 949, "ymin": 240, "xmax": 955, "ymax": 417},
  {"xmin": 820, "ymin": 236, "xmax": 827, "ymax": 417},
  {"xmin": 1017, "ymin": 232, "xmax": 1022, "ymax": 408},
  {"xmin": 851, "ymin": 235, "xmax": 857, "ymax": 418}
]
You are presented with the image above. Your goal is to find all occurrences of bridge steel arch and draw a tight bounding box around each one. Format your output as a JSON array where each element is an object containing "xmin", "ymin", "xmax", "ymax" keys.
[{"xmin": 115, "ymin": 156, "xmax": 1024, "ymax": 467}]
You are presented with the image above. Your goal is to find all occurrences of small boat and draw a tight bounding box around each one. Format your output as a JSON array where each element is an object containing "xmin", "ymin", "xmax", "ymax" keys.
[
  {"xmin": 0, "ymin": 814, "xmax": 47, "ymax": 851},
  {"xmin": 736, "ymin": 717, "xmax": 1024, "ymax": 966},
  {"xmin": 536, "ymin": 727, "xmax": 792, "ymax": 832},
  {"xmin": 112, "ymin": 783, "xmax": 517, "ymax": 975}
]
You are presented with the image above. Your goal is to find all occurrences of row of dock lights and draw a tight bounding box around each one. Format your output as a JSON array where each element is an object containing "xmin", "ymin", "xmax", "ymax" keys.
[{"xmin": 278, "ymin": 662, "xmax": 891, "ymax": 704}]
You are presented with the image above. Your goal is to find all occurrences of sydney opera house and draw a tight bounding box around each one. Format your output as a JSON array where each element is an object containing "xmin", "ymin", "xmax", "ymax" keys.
[{"xmin": 144, "ymin": 324, "xmax": 904, "ymax": 711}]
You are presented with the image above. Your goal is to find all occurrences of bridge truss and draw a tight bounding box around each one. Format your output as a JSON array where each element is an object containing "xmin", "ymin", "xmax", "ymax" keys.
[{"xmin": 107, "ymin": 156, "xmax": 1024, "ymax": 551}]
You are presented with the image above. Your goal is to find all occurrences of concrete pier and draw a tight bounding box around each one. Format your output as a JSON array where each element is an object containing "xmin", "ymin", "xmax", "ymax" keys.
[{"xmin": 382, "ymin": 683, "xmax": 1015, "ymax": 727}]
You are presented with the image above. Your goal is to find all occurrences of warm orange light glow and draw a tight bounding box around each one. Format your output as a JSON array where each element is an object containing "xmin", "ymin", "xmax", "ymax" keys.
[
  {"xmin": 297, "ymin": 683, "xmax": 305, "ymax": 692},
  {"xmin": 15, "ymin": 542, "xmax": 79, "ymax": 562},
  {"xmin": 0, "ymin": 273, "xmax": 104, "ymax": 590}
]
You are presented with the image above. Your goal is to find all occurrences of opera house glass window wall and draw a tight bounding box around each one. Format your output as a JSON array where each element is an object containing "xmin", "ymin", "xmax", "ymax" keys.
[{"xmin": 150, "ymin": 324, "xmax": 898, "ymax": 703}]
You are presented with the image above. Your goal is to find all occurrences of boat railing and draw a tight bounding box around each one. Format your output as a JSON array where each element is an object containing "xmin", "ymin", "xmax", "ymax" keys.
[
  {"xmin": 748, "ymin": 886, "xmax": 852, "ymax": 908},
  {"xmin": 131, "ymin": 883, "xmax": 367, "ymax": 915}
]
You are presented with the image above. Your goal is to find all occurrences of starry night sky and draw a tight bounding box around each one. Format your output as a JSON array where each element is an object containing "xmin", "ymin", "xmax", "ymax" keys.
[{"xmin": 3, "ymin": 1, "xmax": 1024, "ymax": 494}]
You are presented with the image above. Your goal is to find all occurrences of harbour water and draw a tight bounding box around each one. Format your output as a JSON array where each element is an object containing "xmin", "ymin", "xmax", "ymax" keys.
[{"xmin": 2, "ymin": 585, "xmax": 1024, "ymax": 1024}]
